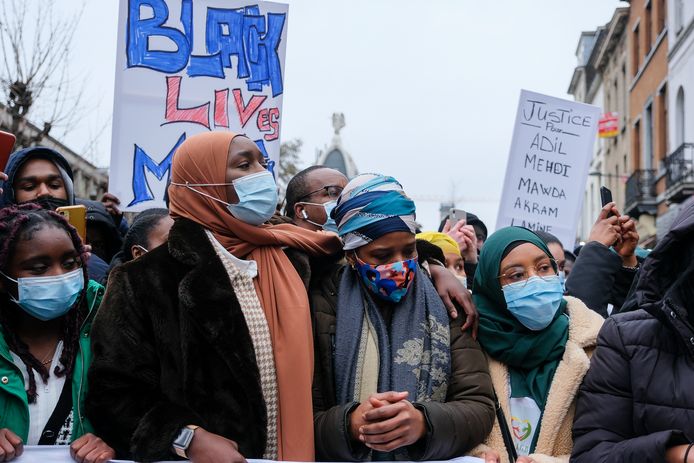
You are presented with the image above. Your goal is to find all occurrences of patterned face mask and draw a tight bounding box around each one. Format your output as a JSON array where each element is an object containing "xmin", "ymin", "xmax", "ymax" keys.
[{"xmin": 354, "ymin": 254, "xmax": 418, "ymax": 303}]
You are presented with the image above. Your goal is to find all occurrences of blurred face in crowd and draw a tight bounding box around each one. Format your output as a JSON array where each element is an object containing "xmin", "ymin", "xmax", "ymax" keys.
[
  {"xmin": 564, "ymin": 257, "xmax": 575, "ymax": 279},
  {"xmin": 294, "ymin": 168, "xmax": 348, "ymax": 231},
  {"xmin": 225, "ymin": 136, "xmax": 269, "ymax": 204},
  {"xmin": 131, "ymin": 216, "xmax": 174, "ymax": 260},
  {"xmin": 13, "ymin": 158, "xmax": 67, "ymax": 204},
  {"xmin": 547, "ymin": 242, "xmax": 566, "ymax": 274},
  {"xmin": 348, "ymin": 231, "xmax": 417, "ymax": 267},
  {"xmin": 474, "ymin": 229, "xmax": 486, "ymax": 250},
  {"xmin": 445, "ymin": 253, "xmax": 466, "ymax": 278}
]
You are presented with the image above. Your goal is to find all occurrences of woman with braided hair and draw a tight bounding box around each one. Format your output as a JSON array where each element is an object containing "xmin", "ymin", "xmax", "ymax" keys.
[{"xmin": 0, "ymin": 204, "xmax": 114, "ymax": 463}]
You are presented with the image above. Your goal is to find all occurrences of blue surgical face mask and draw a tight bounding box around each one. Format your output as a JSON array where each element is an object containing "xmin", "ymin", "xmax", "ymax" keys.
[
  {"xmin": 502, "ymin": 275, "xmax": 564, "ymax": 331},
  {"xmin": 2, "ymin": 268, "xmax": 84, "ymax": 321},
  {"xmin": 301, "ymin": 200, "xmax": 338, "ymax": 233},
  {"xmin": 171, "ymin": 170, "xmax": 278, "ymax": 226},
  {"xmin": 227, "ymin": 171, "xmax": 278, "ymax": 225}
]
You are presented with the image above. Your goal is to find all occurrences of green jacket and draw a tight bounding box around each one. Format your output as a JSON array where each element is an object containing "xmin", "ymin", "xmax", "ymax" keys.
[{"xmin": 0, "ymin": 280, "xmax": 104, "ymax": 443}]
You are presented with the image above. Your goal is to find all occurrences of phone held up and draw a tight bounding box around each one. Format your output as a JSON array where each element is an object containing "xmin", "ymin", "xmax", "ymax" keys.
[
  {"xmin": 599, "ymin": 186, "xmax": 615, "ymax": 218},
  {"xmin": 449, "ymin": 208, "xmax": 466, "ymax": 224},
  {"xmin": 56, "ymin": 205, "xmax": 87, "ymax": 243},
  {"xmin": 0, "ymin": 131, "xmax": 16, "ymax": 173}
]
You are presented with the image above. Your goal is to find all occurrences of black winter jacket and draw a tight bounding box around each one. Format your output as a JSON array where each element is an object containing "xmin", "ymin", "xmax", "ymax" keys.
[
  {"xmin": 565, "ymin": 241, "xmax": 638, "ymax": 317},
  {"xmin": 571, "ymin": 199, "xmax": 694, "ymax": 462},
  {"xmin": 87, "ymin": 219, "xmax": 270, "ymax": 461}
]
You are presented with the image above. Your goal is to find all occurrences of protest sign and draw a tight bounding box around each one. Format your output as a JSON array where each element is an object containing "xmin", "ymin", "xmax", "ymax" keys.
[
  {"xmin": 109, "ymin": 0, "xmax": 289, "ymax": 211},
  {"xmin": 16, "ymin": 446, "xmax": 484, "ymax": 463},
  {"xmin": 495, "ymin": 89, "xmax": 600, "ymax": 248}
]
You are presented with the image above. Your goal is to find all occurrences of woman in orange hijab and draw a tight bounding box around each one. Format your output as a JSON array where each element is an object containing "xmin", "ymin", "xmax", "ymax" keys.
[{"xmin": 86, "ymin": 132, "xmax": 341, "ymax": 462}]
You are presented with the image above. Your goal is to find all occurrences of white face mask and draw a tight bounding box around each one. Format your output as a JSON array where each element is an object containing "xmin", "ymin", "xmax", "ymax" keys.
[
  {"xmin": 455, "ymin": 274, "xmax": 468, "ymax": 289},
  {"xmin": 300, "ymin": 200, "xmax": 338, "ymax": 233}
]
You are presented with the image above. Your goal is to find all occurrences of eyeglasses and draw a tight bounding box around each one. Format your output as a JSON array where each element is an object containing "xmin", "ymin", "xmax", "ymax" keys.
[
  {"xmin": 298, "ymin": 185, "xmax": 343, "ymax": 202},
  {"xmin": 497, "ymin": 258, "xmax": 558, "ymax": 288}
]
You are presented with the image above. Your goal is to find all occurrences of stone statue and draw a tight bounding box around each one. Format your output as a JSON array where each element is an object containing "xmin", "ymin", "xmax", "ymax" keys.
[{"xmin": 332, "ymin": 112, "xmax": 346, "ymax": 135}]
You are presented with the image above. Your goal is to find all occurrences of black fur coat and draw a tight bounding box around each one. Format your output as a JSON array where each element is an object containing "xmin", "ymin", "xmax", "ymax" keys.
[{"xmin": 86, "ymin": 218, "xmax": 286, "ymax": 461}]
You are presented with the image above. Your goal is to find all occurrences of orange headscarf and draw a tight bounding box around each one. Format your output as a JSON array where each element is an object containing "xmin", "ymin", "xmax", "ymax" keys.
[{"xmin": 169, "ymin": 131, "xmax": 341, "ymax": 461}]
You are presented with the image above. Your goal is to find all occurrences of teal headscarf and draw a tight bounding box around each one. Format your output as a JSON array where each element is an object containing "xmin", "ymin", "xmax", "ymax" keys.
[{"xmin": 472, "ymin": 227, "xmax": 569, "ymax": 417}]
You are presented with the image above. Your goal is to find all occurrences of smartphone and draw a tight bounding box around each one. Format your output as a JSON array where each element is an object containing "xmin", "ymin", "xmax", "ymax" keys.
[
  {"xmin": 600, "ymin": 186, "xmax": 615, "ymax": 218},
  {"xmin": 449, "ymin": 208, "xmax": 466, "ymax": 224},
  {"xmin": 0, "ymin": 131, "xmax": 16, "ymax": 172},
  {"xmin": 56, "ymin": 205, "xmax": 87, "ymax": 243}
]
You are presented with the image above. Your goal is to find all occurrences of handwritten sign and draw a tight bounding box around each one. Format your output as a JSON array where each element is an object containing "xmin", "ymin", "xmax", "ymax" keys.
[
  {"xmin": 496, "ymin": 90, "xmax": 600, "ymax": 247},
  {"xmin": 16, "ymin": 446, "xmax": 484, "ymax": 463},
  {"xmin": 109, "ymin": 0, "xmax": 289, "ymax": 211}
]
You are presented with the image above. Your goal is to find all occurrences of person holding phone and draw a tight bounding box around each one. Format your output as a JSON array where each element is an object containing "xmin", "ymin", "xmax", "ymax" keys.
[
  {"xmin": 571, "ymin": 198, "xmax": 694, "ymax": 462},
  {"xmin": 0, "ymin": 204, "xmax": 114, "ymax": 463},
  {"xmin": 564, "ymin": 202, "xmax": 640, "ymax": 317},
  {"xmin": 0, "ymin": 147, "xmax": 115, "ymax": 282},
  {"xmin": 442, "ymin": 215, "xmax": 480, "ymax": 288}
]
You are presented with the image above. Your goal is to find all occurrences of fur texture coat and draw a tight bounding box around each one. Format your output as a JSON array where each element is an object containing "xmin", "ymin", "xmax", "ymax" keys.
[
  {"xmin": 86, "ymin": 218, "xmax": 281, "ymax": 461},
  {"xmin": 469, "ymin": 297, "xmax": 604, "ymax": 463}
]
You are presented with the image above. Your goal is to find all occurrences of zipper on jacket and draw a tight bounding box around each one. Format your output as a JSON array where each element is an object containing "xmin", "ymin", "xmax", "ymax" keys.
[{"xmin": 75, "ymin": 285, "xmax": 101, "ymax": 436}]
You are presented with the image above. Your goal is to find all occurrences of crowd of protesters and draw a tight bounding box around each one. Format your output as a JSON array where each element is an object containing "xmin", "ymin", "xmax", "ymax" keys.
[{"xmin": 0, "ymin": 132, "xmax": 691, "ymax": 463}]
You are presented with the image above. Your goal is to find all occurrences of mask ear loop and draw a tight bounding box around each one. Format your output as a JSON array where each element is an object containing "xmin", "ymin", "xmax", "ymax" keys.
[
  {"xmin": 169, "ymin": 182, "xmax": 233, "ymax": 207},
  {"xmin": 0, "ymin": 271, "xmax": 21, "ymax": 304}
]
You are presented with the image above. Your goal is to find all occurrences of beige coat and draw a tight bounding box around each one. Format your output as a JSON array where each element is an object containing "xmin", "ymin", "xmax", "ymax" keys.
[{"xmin": 470, "ymin": 297, "xmax": 604, "ymax": 463}]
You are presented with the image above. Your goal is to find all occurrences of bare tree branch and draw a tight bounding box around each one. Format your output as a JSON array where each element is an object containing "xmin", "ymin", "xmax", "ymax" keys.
[{"xmin": 0, "ymin": 0, "xmax": 86, "ymax": 148}]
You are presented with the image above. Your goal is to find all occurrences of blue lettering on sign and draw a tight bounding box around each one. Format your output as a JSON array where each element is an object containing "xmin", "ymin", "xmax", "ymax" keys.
[
  {"xmin": 127, "ymin": 0, "xmax": 190, "ymax": 73},
  {"xmin": 126, "ymin": 0, "xmax": 286, "ymax": 96},
  {"xmin": 255, "ymin": 139, "xmax": 276, "ymax": 177},
  {"xmin": 128, "ymin": 133, "xmax": 187, "ymax": 207}
]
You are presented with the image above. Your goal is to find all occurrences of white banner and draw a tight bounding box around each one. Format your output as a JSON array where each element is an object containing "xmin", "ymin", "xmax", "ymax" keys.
[
  {"xmin": 16, "ymin": 446, "xmax": 484, "ymax": 463},
  {"xmin": 110, "ymin": 0, "xmax": 289, "ymax": 211},
  {"xmin": 496, "ymin": 89, "xmax": 600, "ymax": 248}
]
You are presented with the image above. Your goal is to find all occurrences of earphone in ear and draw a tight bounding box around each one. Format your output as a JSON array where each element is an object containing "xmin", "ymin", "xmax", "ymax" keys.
[{"xmin": 302, "ymin": 210, "xmax": 308, "ymax": 219}]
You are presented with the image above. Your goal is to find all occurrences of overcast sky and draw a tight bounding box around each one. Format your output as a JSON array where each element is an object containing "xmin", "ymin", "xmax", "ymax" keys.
[{"xmin": 58, "ymin": 0, "xmax": 627, "ymax": 231}]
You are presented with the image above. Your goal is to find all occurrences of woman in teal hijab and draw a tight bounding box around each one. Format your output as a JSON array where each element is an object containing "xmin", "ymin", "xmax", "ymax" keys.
[{"xmin": 469, "ymin": 227, "xmax": 604, "ymax": 463}]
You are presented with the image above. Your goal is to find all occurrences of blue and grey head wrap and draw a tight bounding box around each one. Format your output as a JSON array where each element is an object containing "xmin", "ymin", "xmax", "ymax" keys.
[{"xmin": 331, "ymin": 173, "xmax": 417, "ymax": 251}]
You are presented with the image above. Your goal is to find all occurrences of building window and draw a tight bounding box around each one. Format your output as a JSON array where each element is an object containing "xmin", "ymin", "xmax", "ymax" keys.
[
  {"xmin": 657, "ymin": 0, "xmax": 666, "ymax": 33},
  {"xmin": 659, "ymin": 84, "xmax": 668, "ymax": 161},
  {"xmin": 676, "ymin": 86, "xmax": 686, "ymax": 147},
  {"xmin": 676, "ymin": 0, "xmax": 684, "ymax": 32},
  {"xmin": 645, "ymin": 2, "xmax": 653, "ymax": 54},
  {"xmin": 644, "ymin": 104, "xmax": 654, "ymax": 170},
  {"xmin": 632, "ymin": 24, "xmax": 640, "ymax": 76},
  {"xmin": 634, "ymin": 120, "xmax": 642, "ymax": 169}
]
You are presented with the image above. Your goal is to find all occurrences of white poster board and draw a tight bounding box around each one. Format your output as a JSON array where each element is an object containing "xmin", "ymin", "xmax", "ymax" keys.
[
  {"xmin": 109, "ymin": 0, "xmax": 289, "ymax": 211},
  {"xmin": 16, "ymin": 447, "xmax": 484, "ymax": 463},
  {"xmin": 495, "ymin": 89, "xmax": 600, "ymax": 248}
]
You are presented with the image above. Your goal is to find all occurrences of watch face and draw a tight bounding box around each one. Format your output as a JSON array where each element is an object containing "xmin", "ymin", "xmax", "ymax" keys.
[{"xmin": 174, "ymin": 427, "xmax": 194, "ymax": 449}]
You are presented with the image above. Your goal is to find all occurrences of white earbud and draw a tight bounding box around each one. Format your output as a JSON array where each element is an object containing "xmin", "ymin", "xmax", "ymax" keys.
[{"xmin": 302, "ymin": 210, "xmax": 308, "ymax": 219}]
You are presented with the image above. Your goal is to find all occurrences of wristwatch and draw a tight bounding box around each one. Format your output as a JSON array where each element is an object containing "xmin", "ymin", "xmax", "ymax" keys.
[{"xmin": 172, "ymin": 425, "xmax": 199, "ymax": 458}]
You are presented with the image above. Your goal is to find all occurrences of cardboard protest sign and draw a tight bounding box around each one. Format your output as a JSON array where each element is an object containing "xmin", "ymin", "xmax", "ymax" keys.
[
  {"xmin": 496, "ymin": 90, "xmax": 600, "ymax": 248},
  {"xmin": 110, "ymin": 0, "xmax": 288, "ymax": 211}
]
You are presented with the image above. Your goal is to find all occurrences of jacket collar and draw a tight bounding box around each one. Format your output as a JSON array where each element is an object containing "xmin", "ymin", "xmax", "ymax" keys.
[
  {"xmin": 488, "ymin": 297, "xmax": 603, "ymax": 456},
  {"xmin": 167, "ymin": 218, "xmax": 218, "ymax": 267}
]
